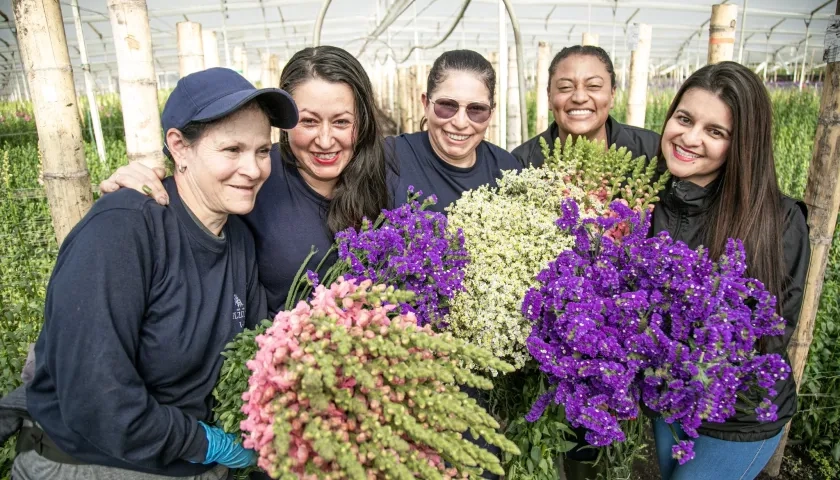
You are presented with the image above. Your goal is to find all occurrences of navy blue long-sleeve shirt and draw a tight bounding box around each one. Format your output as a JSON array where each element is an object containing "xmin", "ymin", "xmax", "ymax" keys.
[
  {"xmin": 27, "ymin": 178, "xmax": 266, "ymax": 476},
  {"xmin": 243, "ymin": 147, "xmax": 336, "ymax": 316},
  {"xmin": 244, "ymin": 134, "xmax": 520, "ymax": 314},
  {"xmin": 387, "ymin": 131, "xmax": 522, "ymax": 212}
]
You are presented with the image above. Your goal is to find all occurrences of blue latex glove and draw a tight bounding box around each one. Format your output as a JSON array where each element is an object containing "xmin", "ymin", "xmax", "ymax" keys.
[{"xmin": 197, "ymin": 422, "xmax": 256, "ymax": 469}]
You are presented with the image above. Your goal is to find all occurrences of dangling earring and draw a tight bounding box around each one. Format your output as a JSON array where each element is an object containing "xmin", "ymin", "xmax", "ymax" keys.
[{"xmin": 178, "ymin": 164, "xmax": 186, "ymax": 173}]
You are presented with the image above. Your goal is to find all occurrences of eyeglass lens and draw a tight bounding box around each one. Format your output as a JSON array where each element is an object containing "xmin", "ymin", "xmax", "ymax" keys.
[{"xmin": 433, "ymin": 99, "xmax": 492, "ymax": 123}]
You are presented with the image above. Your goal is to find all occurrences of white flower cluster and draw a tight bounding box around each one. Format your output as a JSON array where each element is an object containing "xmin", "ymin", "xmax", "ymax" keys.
[{"xmin": 444, "ymin": 166, "xmax": 604, "ymax": 370}]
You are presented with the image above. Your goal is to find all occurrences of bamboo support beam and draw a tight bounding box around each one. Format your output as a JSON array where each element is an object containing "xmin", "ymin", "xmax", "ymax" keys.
[
  {"xmin": 13, "ymin": 0, "xmax": 93, "ymax": 244},
  {"xmin": 408, "ymin": 65, "xmax": 418, "ymax": 132},
  {"xmin": 202, "ymin": 30, "xmax": 219, "ymax": 69},
  {"xmin": 176, "ymin": 21, "xmax": 204, "ymax": 78},
  {"xmin": 708, "ymin": 4, "xmax": 738, "ymax": 64},
  {"xmin": 260, "ymin": 52, "xmax": 270, "ymax": 88},
  {"xmin": 582, "ymin": 32, "xmax": 600, "ymax": 46},
  {"xmin": 506, "ymin": 45, "xmax": 522, "ymax": 149},
  {"xmin": 626, "ymin": 24, "xmax": 652, "ymax": 128},
  {"xmin": 71, "ymin": 0, "xmax": 107, "ymax": 165},
  {"xmin": 536, "ymin": 41, "xmax": 550, "ymax": 133},
  {"xmin": 108, "ymin": 0, "xmax": 164, "ymax": 170},
  {"xmin": 765, "ymin": 8, "xmax": 840, "ymax": 476},
  {"xmin": 488, "ymin": 51, "xmax": 500, "ymax": 145},
  {"xmin": 233, "ymin": 45, "xmax": 248, "ymax": 77},
  {"xmin": 398, "ymin": 66, "xmax": 409, "ymax": 134}
]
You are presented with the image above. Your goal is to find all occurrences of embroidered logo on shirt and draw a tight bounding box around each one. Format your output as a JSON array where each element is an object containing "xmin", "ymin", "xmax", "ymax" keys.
[{"xmin": 233, "ymin": 294, "xmax": 246, "ymax": 327}]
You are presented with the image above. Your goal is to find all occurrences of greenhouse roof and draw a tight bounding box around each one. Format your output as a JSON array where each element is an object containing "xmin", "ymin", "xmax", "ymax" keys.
[{"xmin": 0, "ymin": 0, "xmax": 834, "ymax": 93}]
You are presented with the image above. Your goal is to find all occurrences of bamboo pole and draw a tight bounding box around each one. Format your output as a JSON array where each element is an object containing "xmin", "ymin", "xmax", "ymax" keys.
[
  {"xmin": 202, "ymin": 30, "xmax": 220, "ymax": 69},
  {"xmin": 488, "ymin": 51, "xmax": 500, "ymax": 145},
  {"xmin": 270, "ymin": 54, "xmax": 280, "ymax": 88},
  {"xmin": 800, "ymin": 24, "xmax": 812, "ymax": 91},
  {"xmin": 408, "ymin": 65, "xmax": 418, "ymax": 132},
  {"xmin": 398, "ymin": 66, "xmax": 409, "ymax": 134},
  {"xmin": 582, "ymin": 32, "xmax": 600, "ymax": 47},
  {"xmin": 13, "ymin": 0, "xmax": 93, "ymax": 244},
  {"xmin": 386, "ymin": 63, "xmax": 396, "ymax": 119},
  {"xmin": 708, "ymin": 4, "xmax": 738, "ymax": 64},
  {"xmin": 766, "ymin": 7, "xmax": 840, "ymax": 475},
  {"xmin": 536, "ymin": 41, "xmax": 550, "ymax": 134},
  {"xmin": 71, "ymin": 0, "xmax": 107, "ymax": 165},
  {"xmin": 498, "ymin": 0, "xmax": 507, "ymax": 148},
  {"xmin": 107, "ymin": 0, "xmax": 164, "ymax": 170},
  {"xmin": 177, "ymin": 21, "xmax": 204, "ymax": 78},
  {"xmin": 626, "ymin": 24, "xmax": 652, "ymax": 128},
  {"xmin": 233, "ymin": 45, "xmax": 248, "ymax": 77},
  {"xmin": 260, "ymin": 51, "xmax": 272, "ymax": 88},
  {"xmin": 417, "ymin": 63, "xmax": 427, "ymax": 130},
  {"xmin": 506, "ymin": 45, "xmax": 522, "ymax": 149}
]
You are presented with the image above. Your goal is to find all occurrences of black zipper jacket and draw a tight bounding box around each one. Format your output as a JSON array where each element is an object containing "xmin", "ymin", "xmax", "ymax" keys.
[
  {"xmin": 651, "ymin": 178, "xmax": 811, "ymax": 442},
  {"xmin": 511, "ymin": 116, "xmax": 661, "ymax": 168}
]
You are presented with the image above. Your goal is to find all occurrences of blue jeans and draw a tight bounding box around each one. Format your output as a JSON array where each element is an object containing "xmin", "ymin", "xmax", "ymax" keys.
[{"xmin": 652, "ymin": 417, "xmax": 783, "ymax": 480}]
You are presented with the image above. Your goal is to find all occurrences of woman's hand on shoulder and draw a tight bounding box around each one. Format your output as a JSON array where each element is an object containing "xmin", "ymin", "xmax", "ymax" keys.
[{"xmin": 99, "ymin": 162, "xmax": 168, "ymax": 205}]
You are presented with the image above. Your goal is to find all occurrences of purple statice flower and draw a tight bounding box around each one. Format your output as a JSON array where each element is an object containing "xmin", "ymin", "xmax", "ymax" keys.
[
  {"xmin": 672, "ymin": 440, "xmax": 696, "ymax": 465},
  {"xmin": 523, "ymin": 199, "xmax": 790, "ymax": 461},
  {"xmin": 306, "ymin": 270, "xmax": 320, "ymax": 288},
  {"xmin": 335, "ymin": 188, "xmax": 469, "ymax": 327}
]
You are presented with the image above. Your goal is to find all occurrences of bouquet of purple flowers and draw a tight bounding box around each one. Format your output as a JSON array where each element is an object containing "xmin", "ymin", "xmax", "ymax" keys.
[
  {"xmin": 522, "ymin": 199, "xmax": 790, "ymax": 464},
  {"xmin": 292, "ymin": 188, "xmax": 469, "ymax": 328}
]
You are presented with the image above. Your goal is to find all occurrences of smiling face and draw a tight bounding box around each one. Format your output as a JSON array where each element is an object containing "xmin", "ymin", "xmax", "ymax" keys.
[
  {"xmin": 175, "ymin": 104, "xmax": 272, "ymax": 220},
  {"xmin": 662, "ymin": 88, "xmax": 732, "ymax": 187},
  {"xmin": 423, "ymin": 70, "xmax": 492, "ymax": 168},
  {"xmin": 286, "ymin": 78, "xmax": 357, "ymax": 197},
  {"xmin": 548, "ymin": 54, "xmax": 615, "ymax": 143}
]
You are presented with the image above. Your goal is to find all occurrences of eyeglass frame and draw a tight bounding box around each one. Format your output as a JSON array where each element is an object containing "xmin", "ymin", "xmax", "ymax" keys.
[{"xmin": 428, "ymin": 97, "xmax": 495, "ymax": 123}]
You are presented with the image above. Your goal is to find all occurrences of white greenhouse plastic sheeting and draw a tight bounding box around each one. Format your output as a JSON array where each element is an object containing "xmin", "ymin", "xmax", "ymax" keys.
[{"xmin": 0, "ymin": 0, "xmax": 834, "ymax": 95}]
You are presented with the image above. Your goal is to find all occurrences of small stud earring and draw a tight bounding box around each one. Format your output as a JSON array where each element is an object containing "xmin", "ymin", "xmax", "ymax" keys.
[{"xmin": 178, "ymin": 164, "xmax": 186, "ymax": 173}]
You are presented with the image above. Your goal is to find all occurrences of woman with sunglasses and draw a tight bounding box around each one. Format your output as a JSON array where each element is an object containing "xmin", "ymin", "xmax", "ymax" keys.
[
  {"xmin": 512, "ymin": 45, "xmax": 659, "ymax": 168},
  {"xmin": 389, "ymin": 49, "xmax": 521, "ymax": 212}
]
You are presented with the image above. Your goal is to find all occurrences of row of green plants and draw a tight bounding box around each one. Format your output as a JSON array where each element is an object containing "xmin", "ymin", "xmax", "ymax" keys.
[{"xmin": 0, "ymin": 88, "xmax": 835, "ymax": 478}]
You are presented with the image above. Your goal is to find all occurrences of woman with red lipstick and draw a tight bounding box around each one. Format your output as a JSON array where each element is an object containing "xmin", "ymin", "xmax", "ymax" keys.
[
  {"xmin": 650, "ymin": 62, "xmax": 810, "ymax": 480},
  {"xmin": 512, "ymin": 45, "xmax": 659, "ymax": 169},
  {"xmin": 388, "ymin": 49, "xmax": 522, "ymax": 212},
  {"xmin": 100, "ymin": 46, "xmax": 391, "ymax": 316}
]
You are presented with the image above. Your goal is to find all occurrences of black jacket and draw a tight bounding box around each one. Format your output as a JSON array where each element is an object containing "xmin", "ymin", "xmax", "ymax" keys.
[
  {"xmin": 651, "ymin": 178, "xmax": 811, "ymax": 442},
  {"xmin": 511, "ymin": 116, "xmax": 661, "ymax": 168}
]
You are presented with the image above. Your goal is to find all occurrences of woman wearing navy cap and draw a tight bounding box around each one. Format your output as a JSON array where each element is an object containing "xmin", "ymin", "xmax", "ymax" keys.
[{"xmin": 13, "ymin": 68, "xmax": 297, "ymax": 479}]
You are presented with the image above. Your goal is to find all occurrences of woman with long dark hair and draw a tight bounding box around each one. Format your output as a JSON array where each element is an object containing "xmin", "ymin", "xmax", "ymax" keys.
[
  {"xmin": 651, "ymin": 61, "xmax": 810, "ymax": 480},
  {"xmin": 101, "ymin": 46, "xmax": 391, "ymax": 314}
]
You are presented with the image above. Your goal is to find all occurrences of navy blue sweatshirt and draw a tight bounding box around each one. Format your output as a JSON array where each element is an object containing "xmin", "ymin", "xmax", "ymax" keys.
[
  {"xmin": 27, "ymin": 178, "xmax": 266, "ymax": 476},
  {"xmin": 243, "ymin": 147, "xmax": 335, "ymax": 316},
  {"xmin": 387, "ymin": 132, "xmax": 522, "ymax": 212}
]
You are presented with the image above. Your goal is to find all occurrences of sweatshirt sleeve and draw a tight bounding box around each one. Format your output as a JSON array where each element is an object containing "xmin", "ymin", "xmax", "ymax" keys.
[
  {"xmin": 40, "ymin": 208, "xmax": 208, "ymax": 468},
  {"xmin": 245, "ymin": 248, "xmax": 268, "ymax": 329},
  {"xmin": 779, "ymin": 201, "xmax": 811, "ymax": 350}
]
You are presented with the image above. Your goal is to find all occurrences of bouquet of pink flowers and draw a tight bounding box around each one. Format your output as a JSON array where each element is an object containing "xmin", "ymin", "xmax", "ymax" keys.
[{"xmin": 239, "ymin": 278, "xmax": 518, "ymax": 479}]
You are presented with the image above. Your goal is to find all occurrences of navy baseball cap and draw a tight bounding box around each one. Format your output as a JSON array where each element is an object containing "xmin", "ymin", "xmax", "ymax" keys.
[{"xmin": 162, "ymin": 67, "xmax": 298, "ymax": 150}]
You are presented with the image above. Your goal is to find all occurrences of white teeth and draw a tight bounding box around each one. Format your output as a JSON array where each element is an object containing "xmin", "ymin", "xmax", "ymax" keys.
[
  {"xmin": 313, "ymin": 152, "xmax": 337, "ymax": 160},
  {"xmin": 568, "ymin": 109, "xmax": 594, "ymax": 116},
  {"xmin": 446, "ymin": 133, "xmax": 470, "ymax": 141},
  {"xmin": 675, "ymin": 145, "xmax": 700, "ymax": 158}
]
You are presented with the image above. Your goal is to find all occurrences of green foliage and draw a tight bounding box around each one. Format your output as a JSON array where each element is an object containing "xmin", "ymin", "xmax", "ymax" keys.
[
  {"xmin": 539, "ymin": 135, "xmax": 669, "ymax": 211},
  {"xmin": 493, "ymin": 366, "xmax": 576, "ymax": 479},
  {"xmin": 0, "ymin": 95, "xmax": 130, "ymax": 479}
]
